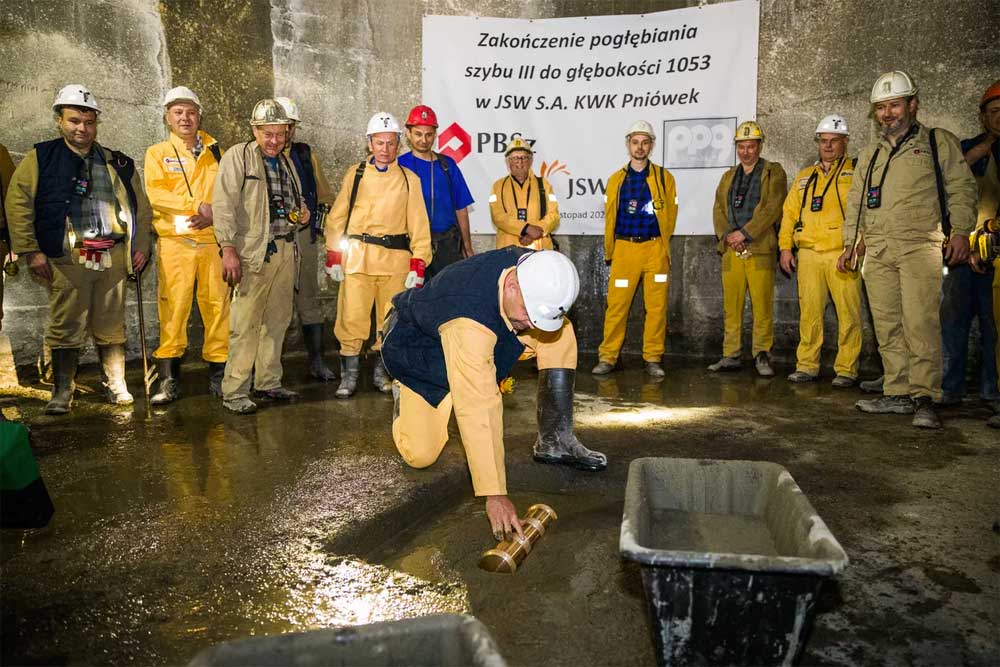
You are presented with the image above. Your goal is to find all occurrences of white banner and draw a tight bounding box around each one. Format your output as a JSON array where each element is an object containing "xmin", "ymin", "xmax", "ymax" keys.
[{"xmin": 422, "ymin": 1, "xmax": 760, "ymax": 236}]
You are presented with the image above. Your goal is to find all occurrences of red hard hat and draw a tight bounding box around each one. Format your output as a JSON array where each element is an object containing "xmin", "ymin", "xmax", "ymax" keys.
[
  {"xmin": 981, "ymin": 81, "xmax": 1000, "ymax": 110},
  {"xmin": 405, "ymin": 105, "xmax": 438, "ymax": 128}
]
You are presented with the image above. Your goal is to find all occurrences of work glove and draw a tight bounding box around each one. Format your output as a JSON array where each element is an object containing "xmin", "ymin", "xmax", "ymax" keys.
[
  {"xmin": 404, "ymin": 258, "xmax": 426, "ymax": 289},
  {"xmin": 324, "ymin": 250, "xmax": 345, "ymax": 281},
  {"xmin": 80, "ymin": 238, "xmax": 115, "ymax": 271}
]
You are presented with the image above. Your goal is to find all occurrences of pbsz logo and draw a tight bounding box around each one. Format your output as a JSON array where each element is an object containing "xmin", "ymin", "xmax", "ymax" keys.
[
  {"xmin": 663, "ymin": 118, "xmax": 736, "ymax": 169},
  {"xmin": 437, "ymin": 122, "xmax": 472, "ymax": 163}
]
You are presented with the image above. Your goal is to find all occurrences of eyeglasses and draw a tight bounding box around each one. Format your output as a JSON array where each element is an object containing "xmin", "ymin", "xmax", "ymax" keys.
[{"xmin": 507, "ymin": 155, "xmax": 531, "ymax": 163}]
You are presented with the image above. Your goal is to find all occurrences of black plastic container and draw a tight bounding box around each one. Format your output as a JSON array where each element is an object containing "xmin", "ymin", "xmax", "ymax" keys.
[
  {"xmin": 620, "ymin": 457, "xmax": 848, "ymax": 666},
  {"xmin": 188, "ymin": 614, "xmax": 506, "ymax": 667}
]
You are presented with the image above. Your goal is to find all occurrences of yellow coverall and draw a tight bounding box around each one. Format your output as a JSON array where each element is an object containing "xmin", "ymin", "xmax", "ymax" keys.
[
  {"xmin": 392, "ymin": 267, "xmax": 577, "ymax": 496},
  {"xmin": 778, "ymin": 158, "xmax": 861, "ymax": 378},
  {"xmin": 144, "ymin": 131, "xmax": 228, "ymax": 362},
  {"xmin": 489, "ymin": 174, "xmax": 559, "ymax": 250},
  {"xmin": 0, "ymin": 144, "xmax": 15, "ymax": 331},
  {"xmin": 6, "ymin": 145, "xmax": 152, "ymax": 349},
  {"xmin": 326, "ymin": 160, "xmax": 432, "ymax": 356},
  {"xmin": 712, "ymin": 160, "xmax": 788, "ymax": 357},
  {"xmin": 972, "ymin": 146, "xmax": 1000, "ymax": 390},
  {"xmin": 843, "ymin": 124, "xmax": 977, "ymax": 401},
  {"xmin": 598, "ymin": 162, "xmax": 678, "ymax": 364}
]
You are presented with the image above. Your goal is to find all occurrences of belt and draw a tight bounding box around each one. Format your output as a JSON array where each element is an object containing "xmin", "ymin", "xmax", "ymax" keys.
[
  {"xmin": 272, "ymin": 231, "xmax": 295, "ymax": 242},
  {"xmin": 349, "ymin": 233, "xmax": 410, "ymax": 250},
  {"xmin": 614, "ymin": 234, "xmax": 659, "ymax": 243}
]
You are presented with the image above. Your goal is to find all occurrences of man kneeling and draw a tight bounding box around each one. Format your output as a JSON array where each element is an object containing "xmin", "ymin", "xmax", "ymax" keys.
[{"xmin": 381, "ymin": 248, "xmax": 607, "ymax": 539}]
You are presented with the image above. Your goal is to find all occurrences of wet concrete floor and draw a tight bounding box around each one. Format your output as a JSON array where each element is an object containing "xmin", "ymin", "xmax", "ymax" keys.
[{"xmin": 1, "ymin": 355, "xmax": 998, "ymax": 665}]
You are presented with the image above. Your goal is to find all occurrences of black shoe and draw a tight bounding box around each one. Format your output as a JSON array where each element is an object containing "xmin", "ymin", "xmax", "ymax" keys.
[
  {"xmin": 859, "ymin": 376, "xmax": 884, "ymax": 394},
  {"xmin": 254, "ymin": 386, "xmax": 299, "ymax": 401},
  {"xmin": 912, "ymin": 397, "xmax": 942, "ymax": 429},
  {"xmin": 44, "ymin": 348, "xmax": 79, "ymax": 415},
  {"xmin": 533, "ymin": 368, "xmax": 607, "ymax": 471},
  {"xmin": 302, "ymin": 323, "xmax": 337, "ymax": 381},
  {"xmin": 150, "ymin": 357, "xmax": 181, "ymax": 405},
  {"xmin": 208, "ymin": 362, "xmax": 225, "ymax": 397}
]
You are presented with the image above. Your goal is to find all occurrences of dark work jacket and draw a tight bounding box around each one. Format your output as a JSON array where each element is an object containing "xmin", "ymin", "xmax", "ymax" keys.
[
  {"xmin": 33, "ymin": 138, "xmax": 139, "ymax": 257},
  {"xmin": 382, "ymin": 247, "xmax": 532, "ymax": 407},
  {"xmin": 288, "ymin": 142, "xmax": 319, "ymax": 240}
]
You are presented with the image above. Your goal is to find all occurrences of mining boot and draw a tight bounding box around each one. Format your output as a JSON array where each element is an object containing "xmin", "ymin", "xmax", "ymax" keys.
[
  {"xmin": 336, "ymin": 355, "xmax": 360, "ymax": 399},
  {"xmin": 373, "ymin": 358, "xmax": 393, "ymax": 394},
  {"xmin": 208, "ymin": 362, "xmax": 225, "ymax": 397},
  {"xmin": 98, "ymin": 344, "xmax": 133, "ymax": 405},
  {"xmin": 303, "ymin": 323, "xmax": 337, "ymax": 382},
  {"xmin": 533, "ymin": 368, "xmax": 607, "ymax": 471},
  {"xmin": 150, "ymin": 357, "xmax": 181, "ymax": 405},
  {"xmin": 44, "ymin": 348, "xmax": 79, "ymax": 415}
]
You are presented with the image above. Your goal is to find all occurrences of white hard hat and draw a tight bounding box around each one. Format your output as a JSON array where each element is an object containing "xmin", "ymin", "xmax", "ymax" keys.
[
  {"xmin": 53, "ymin": 84, "xmax": 100, "ymax": 113},
  {"xmin": 366, "ymin": 111, "xmax": 401, "ymax": 137},
  {"xmin": 870, "ymin": 71, "xmax": 918, "ymax": 104},
  {"xmin": 250, "ymin": 98, "xmax": 292, "ymax": 126},
  {"xmin": 516, "ymin": 251, "xmax": 580, "ymax": 332},
  {"xmin": 626, "ymin": 120, "xmax": 656, "ymax": 141},
  {"xmin": 163, "ymin": 86, "xmax": 203, "ymax": 111},
  {"xmin": 815, "ymin": 114, "xmax": 849, "ymax": 135},
  {"xmin": 275, "ymin": 96, "xmax": 300, "ymax": 122}
]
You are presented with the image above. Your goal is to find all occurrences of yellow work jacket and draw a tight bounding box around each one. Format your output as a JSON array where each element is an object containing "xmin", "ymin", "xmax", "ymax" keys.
[
  {"xmin": 712, "ymin": 160, "xmax": 787, "ymax": 255},
  {"xmin": 213, "ymin": 141, "xmax": 304, "ymax": 272},
  {"xmin": 325, "ymin": 160, "xmax": 432, "ymax": 276},
  {"xmin": 489, "ymin": 173, "xmax": 559, "ymax": 249},
  {"xmin": 779, "ymin": 157, "xmax": 854, "ymax": 253},
  {"xmin": 144, "ymin": 131, "xmax": 221, "ymax": 243},
  {"xmin": 843, "ymin": 123, "xmax": 977, "ymax": 251},
  {"xmin": 603, "ymin": 162, "xmax": 678, "ymax": 262},
  {"xmin": 5, "ymin": 144, "xmax": 152, "ymax": 272}
]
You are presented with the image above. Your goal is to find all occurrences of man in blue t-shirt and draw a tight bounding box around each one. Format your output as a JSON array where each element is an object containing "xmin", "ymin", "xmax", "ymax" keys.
[{"xmin": 397, "ymin": 105, "xmax": 475, "ymax": 280}]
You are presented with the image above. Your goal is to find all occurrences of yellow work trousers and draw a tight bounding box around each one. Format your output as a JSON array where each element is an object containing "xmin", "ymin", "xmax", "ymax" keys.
[
  {"xmin": 861, "ymin": 241, "xmax": 942, "ymax": 400},
  {"xmin": 393, "ymin": 321, "xmax": 578, "ymax": 497},
  {"xmin": 794, "ymin": 248, "xmax": 862, "ymax": 378},
  {"xmin": 334, "ymin": 272, "xmax": 406, "ymax": 356},
  {"xmin": 721, "ymin": 249, "xmax": 775, "ymax": 357},
  {"xmin": 46, "ymin": 243, "xmax": 127, "ymax": 349},
  {"xmin": 221, "ymin": 240, "xmax": 295, "ymax": 400},
  {"xmin": 294, "ymin": 232, "xmax": 325, "ymax": 326},
  {"xmin": 598, "ymin": 238, "xmax": 669, "ymax": 363},
  {"xmin": 154, "ymin": 236, "xmax": 230, "ymax": 362}
]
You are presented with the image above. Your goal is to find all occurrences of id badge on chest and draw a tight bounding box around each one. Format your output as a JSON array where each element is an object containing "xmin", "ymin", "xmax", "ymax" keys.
[
  {"xmin": 810, "ymin": 196, "xmax": 824, "ymax": 212},
  {"xmin": 627, "ymin": 198, "xmax": 638, "ymax": 215},
  {"xmin": 733, "ymin": 194, "xmax": 745, "ymax": 209},
  {"xmin": 866, "ymin": 186, "xmax": 881, "ymax": 209},
  {"xmin": 517, "ymin": 208, "xmax": 528, "ymax": 223},
  {"xmin": 271, "ymin": 193, "xmax": 288, "ymax": 219},
  {"xmin": 73, "ymin": 177, "xmax": 89, "ymax": 197}
]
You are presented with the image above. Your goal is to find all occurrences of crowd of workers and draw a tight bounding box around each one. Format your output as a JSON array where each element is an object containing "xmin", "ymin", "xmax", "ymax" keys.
[{"xmin": 0, "ymin": 71, "xmax": 997, "ymax": 535}]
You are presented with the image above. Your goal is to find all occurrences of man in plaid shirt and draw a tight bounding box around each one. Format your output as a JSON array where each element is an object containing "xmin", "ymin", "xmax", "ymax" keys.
[{"xmin": 593, "ymin": 120, "xmax": 678, "ymax": 378}]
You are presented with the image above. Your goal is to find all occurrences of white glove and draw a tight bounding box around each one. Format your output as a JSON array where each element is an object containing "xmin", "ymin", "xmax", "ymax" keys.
[{"xmin": 324, "ymin": 251, "xmax": 345, "ymax": 282}]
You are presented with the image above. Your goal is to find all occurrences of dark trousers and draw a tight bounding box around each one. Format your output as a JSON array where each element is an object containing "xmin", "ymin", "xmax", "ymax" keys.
[
  {"xmin": 425, "ymin": 225, "xmax": 465, "ymax": 281},
  {"xmin": 941, "ymin": 263, "xmax": 999, "ymax": 400}
]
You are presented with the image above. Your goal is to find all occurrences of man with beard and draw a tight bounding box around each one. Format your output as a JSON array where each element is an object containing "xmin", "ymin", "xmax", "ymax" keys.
[
  {"xmin": 591, "ymin": 120, "xmax": 678, "ymax": 378},
  {"xmin": 839, "ymin": 71, "xmax": 977, "ymax": 429}
]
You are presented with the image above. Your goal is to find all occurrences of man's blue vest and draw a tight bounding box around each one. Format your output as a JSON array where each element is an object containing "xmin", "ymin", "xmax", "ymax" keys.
[
  {"xmin": 33, "ymin": 139, "xmax": 138, "ymax": 258},
  {"xmin": 382, "ymin": 247, "xmax": 532, "ymax": 407},
  {"xmin": 288, "ymin": 142, "xmax": 319, "ymax": 241}
]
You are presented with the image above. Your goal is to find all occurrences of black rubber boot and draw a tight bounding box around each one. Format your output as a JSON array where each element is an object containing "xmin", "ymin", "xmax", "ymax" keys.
[
  {"xmin": 150, "ymin": 357, "xmax": 181, "ymax": 405},
  {"xmin": 207, "ymin": 362, "xmax": 225, "ymax": 398},
  {"xmin": 302, "ymin": 323, "xmax": 337, "ymax": 382},
  {"xmin": 533, "ymin": 368, "xmax": 607, "ymax": 471},
  {"xmin": 98, "ymin": 344, "xmax": 133, "ymax": 405},
  {"xmin": 373, "ymin": 357, "xmax": 393, "ymax": 394},
  {"xmin": 44, "ymin": 348, "xmax": 79, "ymax": 415},
  {"xmin": 336, "ymin": 355, "xmax": 360, "ymax": 399}
]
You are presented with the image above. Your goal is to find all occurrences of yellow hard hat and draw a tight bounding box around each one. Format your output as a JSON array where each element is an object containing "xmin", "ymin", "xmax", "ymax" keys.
[
  {"xmin": 734, "ymin": 121, "xmax": 764, "ymax": 142},
  {"xmin": 505, "ymin": 137, "xmax": 533, "ymax": 157}
]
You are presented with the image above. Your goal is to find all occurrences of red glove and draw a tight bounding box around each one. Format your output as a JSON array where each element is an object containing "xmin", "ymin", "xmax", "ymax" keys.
[
  {"xmin": 405, "ymin": 258, "xmax": 426, "ymax": 289},
  {"xmin": 325, "ymin": 250, "xmax": 344, "ymax": 281}
]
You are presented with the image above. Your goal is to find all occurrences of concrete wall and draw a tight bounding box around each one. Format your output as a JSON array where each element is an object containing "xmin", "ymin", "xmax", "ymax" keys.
[{"xmin": 1, "ymin": 0, "xmax": 995, "ymax": 375}]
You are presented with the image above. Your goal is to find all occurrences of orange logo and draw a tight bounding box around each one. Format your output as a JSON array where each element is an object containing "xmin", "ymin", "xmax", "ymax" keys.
[{"xmin": 540, "ymin": 160, "xmax": 571, "ymax": 178}]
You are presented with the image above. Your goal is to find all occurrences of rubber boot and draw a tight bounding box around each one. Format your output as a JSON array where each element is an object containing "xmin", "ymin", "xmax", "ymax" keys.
[
  {"xmin": 336, "ymin": 355, "xmax": 360, "ymax": 399},
  {"xmin": 98, "ymin": 344, "xmax": 133, "ymax": 405},
  {"xmin": 150, "ymin": 357, "xmax": 181, "ymax": 405},
  {"xmin": 44, "ymin": 348, "xmax": 79, "ymax": 415},
  {"xmin": 533, "ymin": 368, "xmax": 607, "ymax": 471},
  {"xmin": 207, "ymin": 362, "xmax": 225, "ymax": 398},
  {"xmin": 373, "ymin": 357, "xmax": 393, "ymax": 394},
  {"xmin": 302, "ymin": 323, "xmax": 337, "ymax": 382}
]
